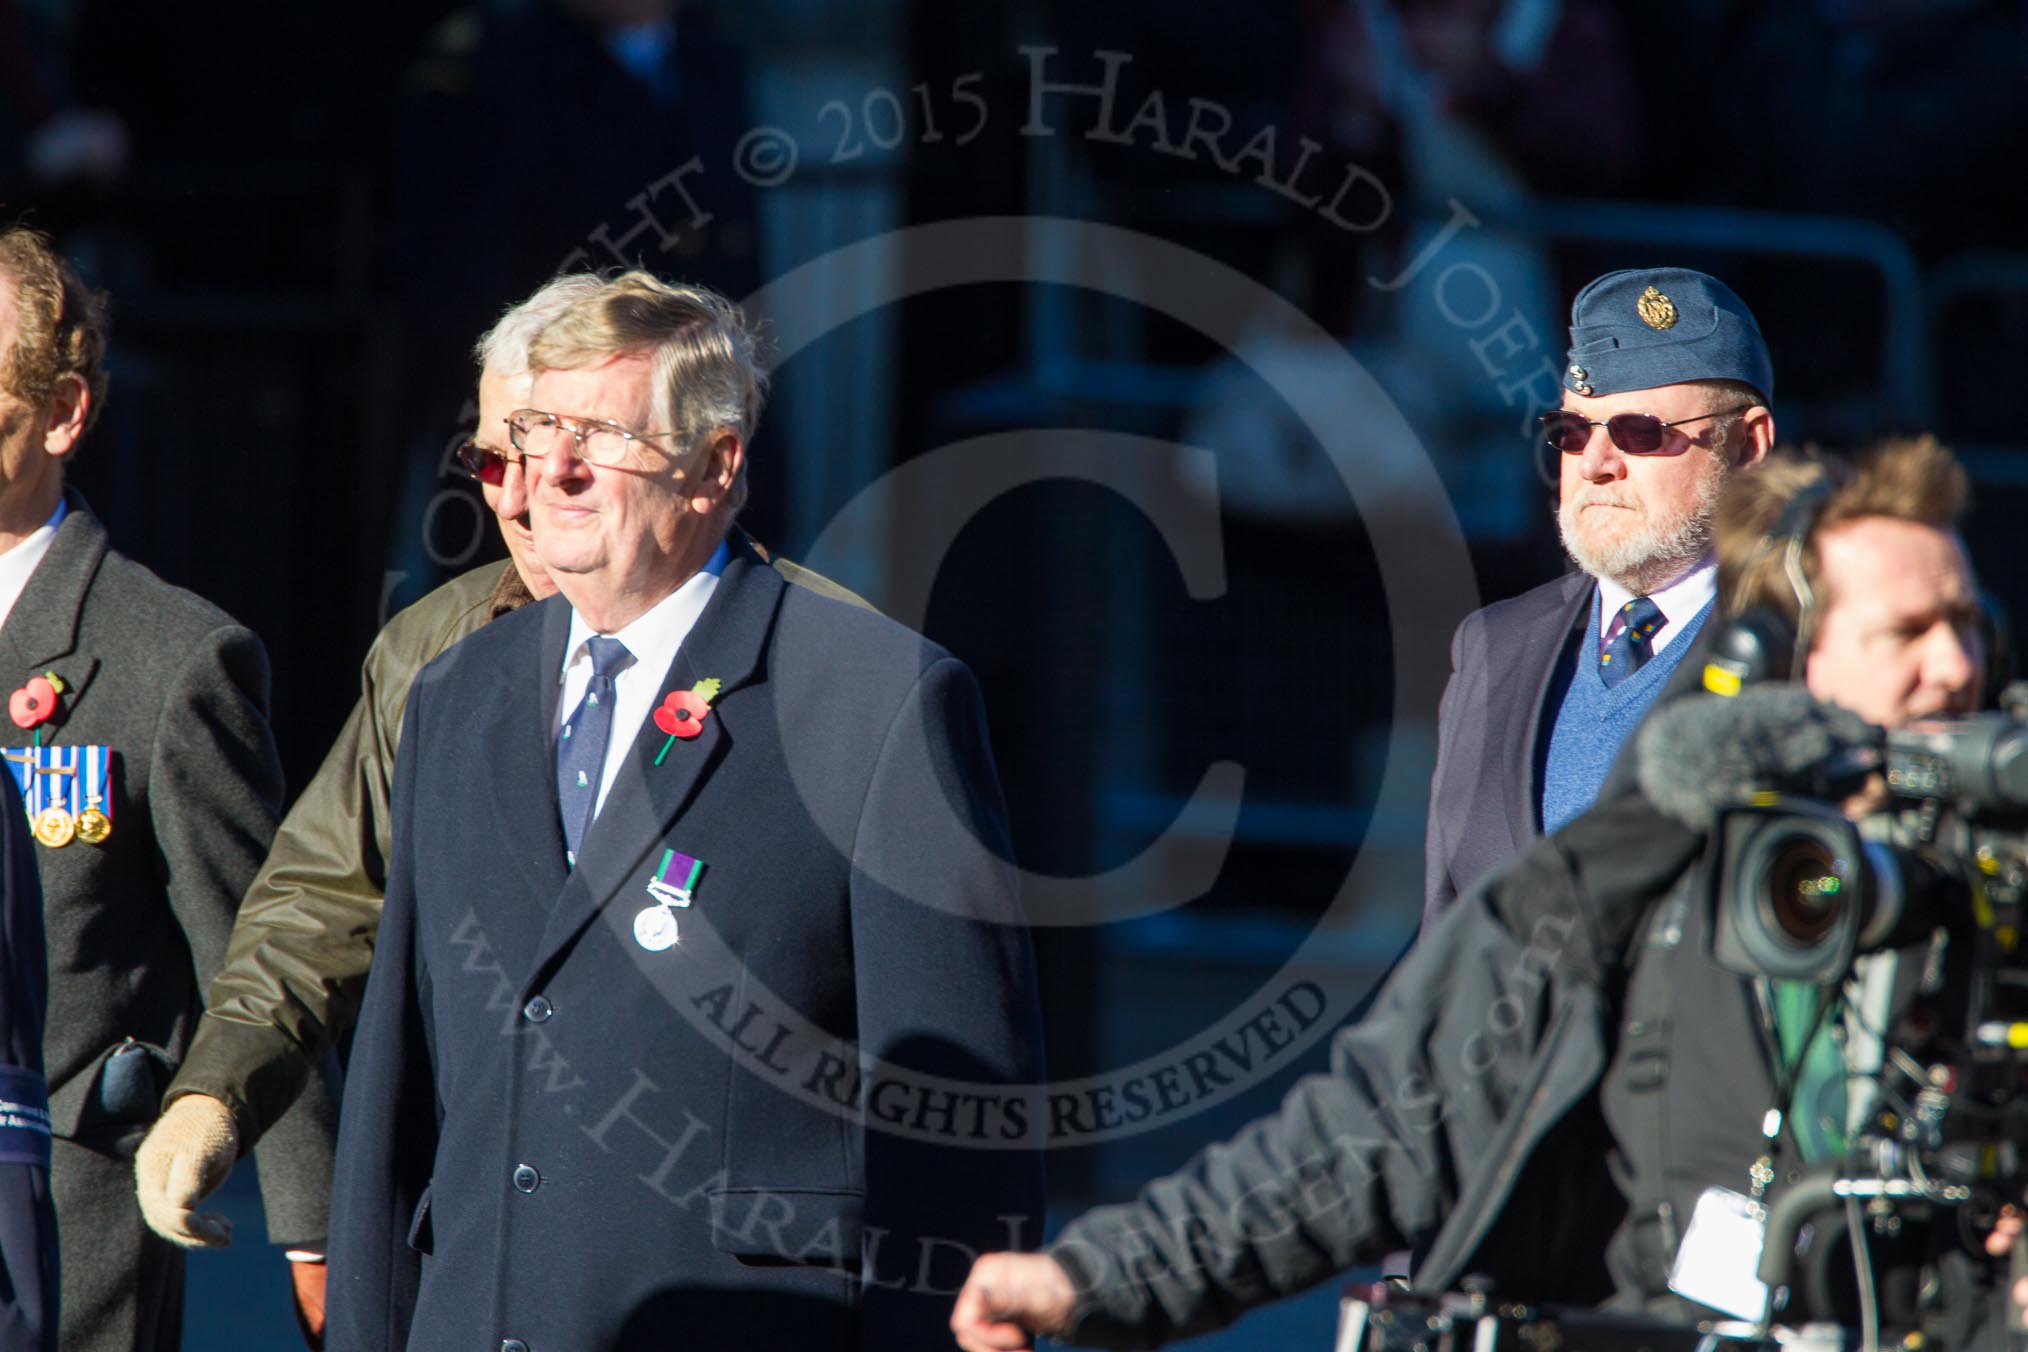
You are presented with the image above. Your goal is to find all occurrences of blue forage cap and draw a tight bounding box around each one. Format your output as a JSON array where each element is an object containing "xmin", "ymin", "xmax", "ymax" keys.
[{"xmin": 1563, "ymin": 267, "xmax": 1773, "ymax": 403}]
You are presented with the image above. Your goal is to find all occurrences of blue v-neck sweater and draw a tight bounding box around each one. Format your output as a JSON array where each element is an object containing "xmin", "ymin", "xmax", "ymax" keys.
[{"xmin": 1539, "ymin": 591, "xmax": 1712, "ymax": 836}]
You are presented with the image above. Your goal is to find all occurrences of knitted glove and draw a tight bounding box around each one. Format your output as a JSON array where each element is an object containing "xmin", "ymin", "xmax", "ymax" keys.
[{"xmin": 134, "ymin": 1093, "xmax": 240, "ymax": 1247}]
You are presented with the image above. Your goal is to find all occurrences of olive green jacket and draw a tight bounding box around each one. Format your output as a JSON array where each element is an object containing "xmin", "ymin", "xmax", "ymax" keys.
[{"xmin": 168, "ymin": 541, "xmax": 870, "ymax": 1145}]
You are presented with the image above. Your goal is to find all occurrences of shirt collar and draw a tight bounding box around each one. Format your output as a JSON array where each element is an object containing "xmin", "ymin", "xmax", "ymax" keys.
[
  {"xmin": 1596, "ymin": 552, "xmax": 1717, "ymax": 642},
  {"xmin": 560, "ymin": 536, "xmax": 731, "ymax": 680},
  {"xmin": 0, "ymin": 498, "xmax": 69, "ymax": 633}
]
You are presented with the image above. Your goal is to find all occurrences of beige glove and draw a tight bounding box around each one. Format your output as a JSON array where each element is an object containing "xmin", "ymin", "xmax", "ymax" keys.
[{"xmin": 134, "ymin": 1093, "xmax": 241, "ymax": 1247}]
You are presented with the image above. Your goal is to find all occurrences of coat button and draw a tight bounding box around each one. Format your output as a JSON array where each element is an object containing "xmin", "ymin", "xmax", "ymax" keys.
[
  {"xmin": 512, "ymin": 1164, "xmax": 540, "ymax": 1194},
  {"xmin": 523, "ymin": 996, "xmax": 553, "ymax": 1023},
  {"xmin": 502, "ymin": 1341, "xmax": 530, "ymax": 1352}
]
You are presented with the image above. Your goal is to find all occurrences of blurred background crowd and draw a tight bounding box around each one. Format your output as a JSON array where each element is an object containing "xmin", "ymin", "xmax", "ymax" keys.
[{"xmin": 7, "ymin": 0, "xmax": 2028, "ymax": 1344}]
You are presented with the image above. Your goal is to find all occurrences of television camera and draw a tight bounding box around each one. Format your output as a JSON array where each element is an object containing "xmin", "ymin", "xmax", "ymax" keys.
[{"xmin": 1701, "ymin": 684, "xmax": 2028, "ymax": 1336}]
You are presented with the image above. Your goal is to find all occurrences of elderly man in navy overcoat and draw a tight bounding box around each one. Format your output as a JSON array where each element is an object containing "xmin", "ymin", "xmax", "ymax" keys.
[{"xmin": 326, "ymin": 272, "xmax": 1045, "ymax": 1352}]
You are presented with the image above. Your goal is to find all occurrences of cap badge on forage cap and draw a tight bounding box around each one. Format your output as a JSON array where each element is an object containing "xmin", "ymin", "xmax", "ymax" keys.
[{"xmin": 1562, "ymin": 267, "xmax": 1773, "ymax": 402}]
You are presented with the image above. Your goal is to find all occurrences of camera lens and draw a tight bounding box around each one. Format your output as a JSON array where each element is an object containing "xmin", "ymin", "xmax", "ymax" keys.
[
  {"xmin": 1762, "ymin": 836, "xmax": 1849, "ymax": 945},
  {"xmin": 1713, "ymin": 806, "xmax": 1876, "ymax": 983}
]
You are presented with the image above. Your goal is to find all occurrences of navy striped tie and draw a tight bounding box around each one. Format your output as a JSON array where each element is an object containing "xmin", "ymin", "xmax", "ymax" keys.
[
  {"xmin": 1600, "ymin": 596, "xmax": 1663, "ymax": 689},
  {"xmin": 556, "ymin": 635, "xmax": 633, "ymax": 866}
]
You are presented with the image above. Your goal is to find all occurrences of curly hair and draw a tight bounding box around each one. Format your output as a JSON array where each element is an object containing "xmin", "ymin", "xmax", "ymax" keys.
[{"xmin": 0, "ymin": 225, "xmax": 109, "ymax": 429}]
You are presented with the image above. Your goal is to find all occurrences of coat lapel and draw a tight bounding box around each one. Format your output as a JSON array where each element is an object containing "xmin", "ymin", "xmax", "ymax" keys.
[
  {"xmin": 0, "ymin": 493, "xmax": 110, "ymax": 737},
  {"xmin": 527, "ymin": 542, "xmax": 787, "ymax": 986},
  {"xmin": 482, "ymin": 596, "xmax": 574, "ymax": 908},
  {"xmin": 1506, "ymin": 572, "xmax": 1592, "ymax": 853}
]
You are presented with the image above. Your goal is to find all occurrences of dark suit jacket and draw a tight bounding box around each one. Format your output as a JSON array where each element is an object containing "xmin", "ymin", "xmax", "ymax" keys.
[
  {"xmin": 0, "ymin": 770, "xmax": 57, "ymax": 1350},
  {"xmin": 1422, "ymin": 572, "xmax": 1720, "ymax": 929},
  {"xmin": 1422, "ymin": 572, "xmax": 1593, "ymax": 926},
  {"xmin": 0, "ymin": 497, "xmax": 338, "ymax": 1329},
  {"xmin": 327, "ymin": 539, "xmax": 1045, "ymax": 1352}
]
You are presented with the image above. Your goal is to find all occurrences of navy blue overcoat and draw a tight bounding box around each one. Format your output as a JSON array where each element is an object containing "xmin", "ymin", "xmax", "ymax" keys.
[{"xmin": 327, "ymin": 540, "xmax": 1045, "ymax": 1351}]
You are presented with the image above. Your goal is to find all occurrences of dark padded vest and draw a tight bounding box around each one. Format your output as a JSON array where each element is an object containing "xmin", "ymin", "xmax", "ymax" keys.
[
  {"xmin": 1599, "ymin": 873, "xmax": 1782, "ymax": 1316},
  {"xmin": 1598, "ymin": 866, "xmax": 1955, "ymax": 1327}
]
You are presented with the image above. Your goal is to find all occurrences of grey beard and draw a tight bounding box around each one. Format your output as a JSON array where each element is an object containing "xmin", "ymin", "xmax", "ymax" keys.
[{"xmin": 1558, "ymin": 462, "xmax": 1725, "ymax": 593}]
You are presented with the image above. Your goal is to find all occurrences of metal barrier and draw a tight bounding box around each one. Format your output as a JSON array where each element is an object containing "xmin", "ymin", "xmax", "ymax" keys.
[
  {"xmin": 931, "ymin": 186, "xmax": 1988, "ymax": 970},
  {"xmin": 1508, "ymin": 198, "xmax": 1929, "ymax": 425},
  {"xmin": 1927, "ymin": 250, "xmax": 2028, "ymax": 461}
]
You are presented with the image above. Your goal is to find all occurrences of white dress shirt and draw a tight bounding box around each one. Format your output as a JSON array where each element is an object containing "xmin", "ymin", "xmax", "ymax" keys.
[
  {"xmin": 555, "ymin": 538, "xmax": 728, "ymax": 822},
  {"xmin": 0, "ymin": 498, "xmax": 67, "ymax": 632},
  {"xmin": 1595, "ymin": 553, "xmax": 1717, "ymax": 658}
]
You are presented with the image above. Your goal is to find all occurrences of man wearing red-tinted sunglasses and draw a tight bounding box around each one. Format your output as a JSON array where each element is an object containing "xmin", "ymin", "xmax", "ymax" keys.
[
  {"xmin": 126, "ymin": 275, "xmax": 589, "ymax": 1346},
  {"xmin": 132, "ymin": 274, "xmax": 863, "ymax": 1345},
  {"xmin": 1421, "ymin": 267, "xmax": 1776, "ymax": 929}
]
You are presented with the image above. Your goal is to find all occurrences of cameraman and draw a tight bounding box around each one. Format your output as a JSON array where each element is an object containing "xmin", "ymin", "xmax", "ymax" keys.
[{"xmin": 953, "ymin": 436, "xmax": 2013, "ymax": 1350}]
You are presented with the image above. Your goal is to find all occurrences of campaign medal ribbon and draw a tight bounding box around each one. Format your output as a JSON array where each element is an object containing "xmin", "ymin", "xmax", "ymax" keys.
[
  {"xmin": 75, "ymin": 746, "xmax": 112, "ymax": 844},
  {"xmin": 3, "ymin": 745, "xmax": 114, "ymax": 849},
  {"xmin": 634, "ymin": 848, "xmax": 703, "ymax": 952},
  {"xmin": 27, "ymin": 746, "xmax": 76, "ymax": 848}
]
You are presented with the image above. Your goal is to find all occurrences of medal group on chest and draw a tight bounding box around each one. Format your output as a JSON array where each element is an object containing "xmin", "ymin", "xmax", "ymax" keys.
[{"xmin": 6, "ymin": 669, "xmax": 114, "ymax": 849}]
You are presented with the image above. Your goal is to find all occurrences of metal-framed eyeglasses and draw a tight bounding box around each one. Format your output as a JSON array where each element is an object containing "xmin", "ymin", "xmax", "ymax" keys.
[
  {"xmin": 1539, "ymin": 404, "xmax": 1754, "ymax": 456},
  {"xmin": 506, "ymin": 408, "xmax": 682, "ymax": 468}
]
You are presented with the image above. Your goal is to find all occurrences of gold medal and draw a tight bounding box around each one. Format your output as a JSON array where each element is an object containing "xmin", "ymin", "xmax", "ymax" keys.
[
  {"xmin": 33, "ymin": 806, "xmax": 76, "ymax": 848},
  {"xmin": 75, "ymin": 807, "xmax": 111, "ymax": 845}
]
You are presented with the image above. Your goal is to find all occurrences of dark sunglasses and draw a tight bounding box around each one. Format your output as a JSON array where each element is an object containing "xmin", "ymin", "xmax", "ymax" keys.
[
  {"xmin": 453, "ymin": 439, "xmax": 524, "ymax": 486},
  {"xmin": 1539, "ymin": 404, "xmax": 1753, "ymax": 456}
]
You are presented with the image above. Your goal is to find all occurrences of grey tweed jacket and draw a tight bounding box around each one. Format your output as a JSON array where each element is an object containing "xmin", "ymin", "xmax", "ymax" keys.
[{"xmin": 0, "ymin": 496, "xmax": 337, "ymax": 1268}]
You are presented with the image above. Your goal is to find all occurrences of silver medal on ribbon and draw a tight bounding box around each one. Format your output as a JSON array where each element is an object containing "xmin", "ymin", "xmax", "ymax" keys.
[{"xmin": 633, "ymin": 904, "xmax": 679, "ymax": 951}]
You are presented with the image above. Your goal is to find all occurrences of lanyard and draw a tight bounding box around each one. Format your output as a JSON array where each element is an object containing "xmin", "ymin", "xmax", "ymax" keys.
[{"xmin": 1745, "ymin": 976, "xmax": 1841, "ymax": 1201}]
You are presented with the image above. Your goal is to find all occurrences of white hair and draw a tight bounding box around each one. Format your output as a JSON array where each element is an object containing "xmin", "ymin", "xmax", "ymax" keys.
[{"xmin": 473, "ymin": 273, "xmax": 609, "ymax": 377}]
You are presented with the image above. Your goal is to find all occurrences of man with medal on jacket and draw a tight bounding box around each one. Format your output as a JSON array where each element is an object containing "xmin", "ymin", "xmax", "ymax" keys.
[{"xmin": 0, "ymin": 224, "xmax": 339, "ymax": 1350}]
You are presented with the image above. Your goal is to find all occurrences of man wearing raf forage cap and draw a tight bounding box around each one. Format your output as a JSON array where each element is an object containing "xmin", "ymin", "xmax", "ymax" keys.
[{"xmin": 1422, "ymin": 266, "xmax": 1776, "ymax": 927}]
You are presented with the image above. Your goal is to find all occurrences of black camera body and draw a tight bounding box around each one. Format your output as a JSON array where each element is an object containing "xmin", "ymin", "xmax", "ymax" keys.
[
  {"xmin": 1700, "ymin": 694, "xmax": 2028, "ymax": 1317},
  {"xmin": 1707, "ymin": 701, "xmax": 2028, "ymax": 987},
  {"xmin": 1885, "ymin": 710, "xmax": 2028, "ymax": 815}
]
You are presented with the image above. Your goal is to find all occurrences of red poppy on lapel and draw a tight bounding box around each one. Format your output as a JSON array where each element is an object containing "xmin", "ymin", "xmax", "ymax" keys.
[
  {"xmin": 651, "ymin": 678, "xmax": 722, "ymax": 766},
  {"xmin": 9, "ymin": 672, "xmax": 64, "ymax": 731},
  {"xmin": 653, "ymin": 690, "xmax": 711, "ymax": 740}
]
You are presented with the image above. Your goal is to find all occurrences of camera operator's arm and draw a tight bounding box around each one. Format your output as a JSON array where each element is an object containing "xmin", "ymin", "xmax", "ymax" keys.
[
  {"xmin": 955, "ymin": 787, "xmax": 1704, "ymax": 1352},
  {"xmin": 1483, "ymin": 785, "xmax": 1707, "ymax": 985},
  {"xmin": 951, "ymin": 1254, "xmax": 1077, "ymax": 1351},
  {"xmin": 1037, "ymin": 1047, "xmax": 1447, "ymax": 1349}
]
